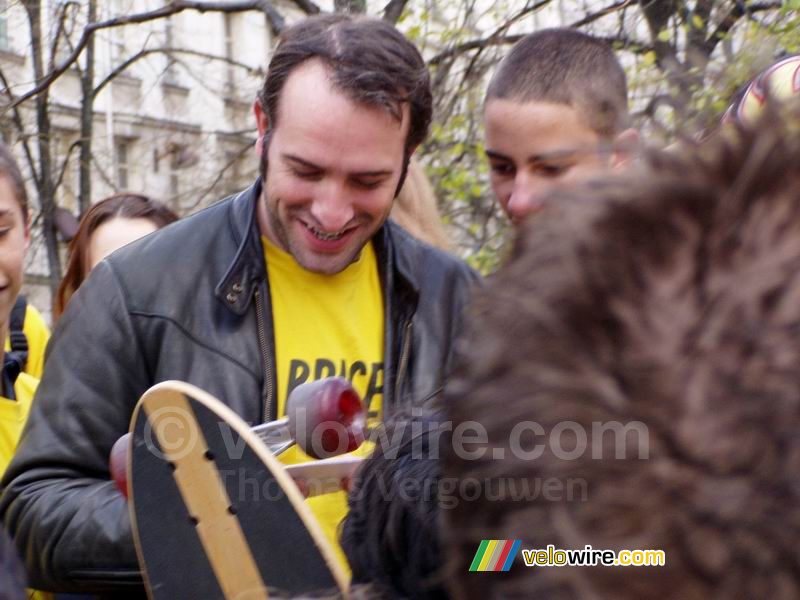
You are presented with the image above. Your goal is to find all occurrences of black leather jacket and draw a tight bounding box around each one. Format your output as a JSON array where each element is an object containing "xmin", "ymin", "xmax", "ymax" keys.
[{"xmin": 0, "ymin": 181, "xmax": 478, "ymax": 595}]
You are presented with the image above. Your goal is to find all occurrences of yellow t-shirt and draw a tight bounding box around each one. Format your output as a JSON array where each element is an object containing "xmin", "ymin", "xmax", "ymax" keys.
[
  {"xmin": 0, "ymin": 372, "xmax": 52, "ymax": 600},
  {"xmin": 264, "ymin": 235, "xmax": 384, "ymax": 574},
  {"xmin": 0, "ymin": 370, "xmax": 38, "ymax": 477},
  {"xmin": 4, "ymin": 303, "xmax": 51, "ymax": 379}
]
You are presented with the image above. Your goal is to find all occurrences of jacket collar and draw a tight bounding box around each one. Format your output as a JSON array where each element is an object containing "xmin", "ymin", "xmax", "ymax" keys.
[
  {"xmin": 215, "ymin": 179, "xmax": 267, "ymax": 315},
  {"xmin": 215, "ymin": 179, "xmax": 421, "ymax": 315},
  {"xmin": 373, "ymin": 220, "xmax": 421, "ymax": 304}
]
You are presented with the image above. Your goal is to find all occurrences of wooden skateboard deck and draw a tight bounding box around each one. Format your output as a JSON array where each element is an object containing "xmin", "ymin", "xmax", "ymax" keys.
[{"xmin": 128, "ymin": 380, "xmax": 349, "ymax": 599}]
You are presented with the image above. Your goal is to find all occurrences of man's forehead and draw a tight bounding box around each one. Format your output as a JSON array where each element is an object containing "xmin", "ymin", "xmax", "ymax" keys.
[
  {"xmin": 484, "ymin": 97, "xmax": 601, "ymax": 160},
  {"xmin": 486, "ymin": 146, "xmax": 609, "ymax": 164},
  {"xmin": 277, "ymin": 59, "xmax": 409, "ymax": 128},
  {"xmin": 265, "ymin": 59, "xmax": 411, "ymax": 181}
]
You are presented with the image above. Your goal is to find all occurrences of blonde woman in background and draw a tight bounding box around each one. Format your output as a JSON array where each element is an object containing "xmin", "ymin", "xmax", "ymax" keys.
[{"xmin": 390, "ymin": 158, "xmax": 453, "ymax": 252}]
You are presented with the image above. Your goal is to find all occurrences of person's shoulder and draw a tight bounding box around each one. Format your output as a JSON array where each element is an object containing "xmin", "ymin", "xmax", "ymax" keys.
[
  {"xmin": 91, "ymin": 187, "xmax": 256, "ymax": 314},
  {"xmin": 108, "ymin": 186, "xmax": 255, "ymax": 272},
  {"xmin": 134, "ymin": 192, "xmax": 242, "ymax": 250},
  {"xmin": 23, "ymin": 303, "xmax": 50, "ymax": 340},
  {"xmin": 387, "ymin": 220, "xmax": 480, "ymax": 283}
]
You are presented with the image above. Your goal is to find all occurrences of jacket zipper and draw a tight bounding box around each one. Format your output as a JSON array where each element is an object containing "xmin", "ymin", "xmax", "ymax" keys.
[
  {"xmin": 394, "ymin": 320, "xmax": 413, "ymax": 406},
  {"xmin": 254, "ymin": 289, "xmax": 274, "ymax": 422}
]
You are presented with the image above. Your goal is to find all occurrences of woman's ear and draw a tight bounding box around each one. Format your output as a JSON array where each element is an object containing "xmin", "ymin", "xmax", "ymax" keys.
[
  {"xmin": 611, "ymin": 128, "xmax": 640, "ymax": 169},
  {"xmin": 23, "ymin": 211, "xmax": 30, "ymax": 252},
  {"xmin": 253, "ymin": 98, "xmax": 270, "ymax": 157}
]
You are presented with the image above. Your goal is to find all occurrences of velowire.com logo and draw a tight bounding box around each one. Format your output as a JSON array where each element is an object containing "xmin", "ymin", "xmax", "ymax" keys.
[{"xmin": 469, "ymin": 540, "xmax": 521, "ymax": 572}]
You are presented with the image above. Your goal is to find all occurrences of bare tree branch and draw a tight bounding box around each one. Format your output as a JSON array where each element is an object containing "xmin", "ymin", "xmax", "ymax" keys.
[
  {"xmin": 334, "ymin": 0, "xmax": 366, "ymax": 12},
  {"xmin": 429, "ymin": 34, "xmax": 524, "ymax": 66},
  {"xmin": 285, "ymin": 0, "xmax": 321, "ymax": 14},
  {"xmin": 182, "ymin": 140, "xmax": 254, "ymax": 211},
  {"xmin": 93, "ymin": 46, "xmax": 262, "ymax": 98},
  {"xmin": 78, "ymin": 0, "xmax": 96, "ymax": 213},
  {"xmin": 382, "ymin": 0, "xmax": 408, "ymax": 24},
  {"xmin": 22, "ymin": 0, "xmax": 62, "ymax": 291},
  {"xmin": 600, "ymin": 35, "xmax": 651, "ymax": 53},
  {"xmin": 48, "ymin": 1, "xmax": 79, "ymax": 73},
  {"xmin": 53, "ymin": 139, "xmax": 82, "ymax": 193},
  {"xmin": 0, "ymin": 68, "xmax": 40, "ymax": 190},
  {"xmin": 9, "ymin": 0, "xmax": 283, "ymax": 110},
  {"xmin": 701, "ymin": 1, "xmax": 782, "ymax": 58},
  {"xmin": 429, "ymin": 0, "xmax": 553, "ymax": 66},
  {"xmin": 570, "ymin": 0, "xmax": 635, "ymax": 28},
  {"xmin": 639, "ymin": 0, "xmax": 680, "ymax": 64}
]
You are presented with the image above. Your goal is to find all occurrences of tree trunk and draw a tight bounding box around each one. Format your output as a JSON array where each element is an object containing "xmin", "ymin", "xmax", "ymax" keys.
[
  {"xmin": 79, "ymin": 0, "xmax": 96, "ymax": 215},
  {"xmin": 382, "ymin": 0, "xmax": 409, "ymax": 24},
  {"xmin": 334, "ymin": 0, "xmax": 366, "ymax": 13},
  {"xmin": 24, "ymin": 0, "xmax": 62, "ymax": 299}
]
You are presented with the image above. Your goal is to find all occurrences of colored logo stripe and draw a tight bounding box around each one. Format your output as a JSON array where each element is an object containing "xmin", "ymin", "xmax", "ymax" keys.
[
  {"xmin": 478, "ymin": 540, "xmax": 499, "ymax": 571},
  {"xmin": 469, "ymin": 540, "xmax": 521, "ymax": 571},
  {"xmin": 501, "ymin": 540, "xmax": 521, "ymax": 571},
  {"xmin": 493, "ymin": 540, "xmax": 514, "ymax": 571},
  {"xmin": 469, "ymin": 540, "xmax": 490, "ymax": 571},
  {"xmin": 484, "ymin": 540, "xmax": 503, "ymax": 570}
]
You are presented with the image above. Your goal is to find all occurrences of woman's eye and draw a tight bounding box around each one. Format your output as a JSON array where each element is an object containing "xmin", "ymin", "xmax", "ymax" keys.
[
  {"xmin": 540, "ymin": 163, "xmax": 570, "ymax": 177},
  {"xmin": 490, "ymin": 163, "xmax": 514, "ymax": 176}
]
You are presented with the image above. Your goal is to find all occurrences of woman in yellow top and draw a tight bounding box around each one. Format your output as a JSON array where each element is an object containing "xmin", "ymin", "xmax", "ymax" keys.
[
  {"xmin": 0, "ymin": 141, "xmax": 53, "ymax": 600},
  {"xmin": 0, "ymin": 141, "xmax": 35, "ymax": 476}
]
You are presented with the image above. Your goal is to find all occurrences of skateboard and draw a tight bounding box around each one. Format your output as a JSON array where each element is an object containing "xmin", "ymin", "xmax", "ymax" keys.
[{"xmin": 126, "ymin": 380, "xmax": 357, "ymax": 599}]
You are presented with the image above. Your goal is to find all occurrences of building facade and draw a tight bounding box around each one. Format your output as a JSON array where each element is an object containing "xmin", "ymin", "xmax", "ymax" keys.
[{"xmin": 0, "ymin": 0, "xmax": 284, "ymax": 321}]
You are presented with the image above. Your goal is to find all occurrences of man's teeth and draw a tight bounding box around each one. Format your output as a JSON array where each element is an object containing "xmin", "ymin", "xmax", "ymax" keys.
[{"xmin": 309, "ymin": 226, "xmax": 346, "ymax": 241}]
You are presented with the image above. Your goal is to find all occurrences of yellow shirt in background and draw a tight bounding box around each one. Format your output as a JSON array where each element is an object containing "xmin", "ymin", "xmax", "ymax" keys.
[
  {"xmin": 263, "ymin": 235, "xmax": 384, "ymax": 574},
  {"xmin": 0, "ymin": 371, "xmax": 52, "ymax": 600},
  {"xmin": 4, "ymin": 303, "xmax": 51, "ymax": 379},
  {"xmin": 0, "ymin": 370, "xmax": 38, "ymax": 477}
]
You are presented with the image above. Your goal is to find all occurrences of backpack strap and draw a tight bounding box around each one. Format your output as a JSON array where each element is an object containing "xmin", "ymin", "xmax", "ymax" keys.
[
  {"xmin": 2, "ymin": 353, "xmax": 20, "ymax": 399},
  {"xmin": 8, "ymin": 295, "xmax": 28, "ymax": 368}
]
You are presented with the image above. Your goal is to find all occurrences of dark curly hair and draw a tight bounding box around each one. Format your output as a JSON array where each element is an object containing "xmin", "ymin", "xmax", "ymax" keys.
[
  {"xmin": 342, "ymin": 406, "xmax": 448, "ymax": 599},
  {"xmin": 444, "ymin": 104, "xmax": 800, "ymax": 599}
]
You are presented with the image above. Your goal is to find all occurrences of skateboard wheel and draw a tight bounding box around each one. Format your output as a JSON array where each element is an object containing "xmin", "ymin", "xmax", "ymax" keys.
[
  {"xmin": 287, "ymin": 377, "xmax": 367, "ymax": 459},
  {"xmin": 109, "ymin": 432, "xmax": 131, "ymax": 499}
]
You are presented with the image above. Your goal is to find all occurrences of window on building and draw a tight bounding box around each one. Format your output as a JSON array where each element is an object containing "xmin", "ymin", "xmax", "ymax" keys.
[
  {"xmin": 169, "ymin": 146, "xmax": 182, "ymax": 196},
  {"xmin": 224, "ymin": 14, "xmax": 235, "ymax": 91},
  {"xmin": 116, "ymin": 139, "xmax": 129, "ymax": 189},
  {"xmin": 164, "ymin": 17, "xmax": 179, "ymax": 85}
]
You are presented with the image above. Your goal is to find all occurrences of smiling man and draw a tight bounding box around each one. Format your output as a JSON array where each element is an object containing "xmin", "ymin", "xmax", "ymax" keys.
[
  {"xmin": 0, "ymin": 15, "xmax": 477, "ymax": 596},
  {"xmin": 484, "ymin": 29, "xmax": 638, "ymax": 224},
  {"xmin": 257, "ymin": 59, "xmax": 406, "ymax": 275}
]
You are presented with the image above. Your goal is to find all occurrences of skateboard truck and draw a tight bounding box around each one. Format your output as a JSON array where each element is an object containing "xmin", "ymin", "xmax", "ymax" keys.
[
  {"xmin": 253, "ymin": 376, "xmax": 367, "ymax": 459},
  {"xmin": 111, "ymin": 376, "xmax": 367, "ymax": 498}
]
